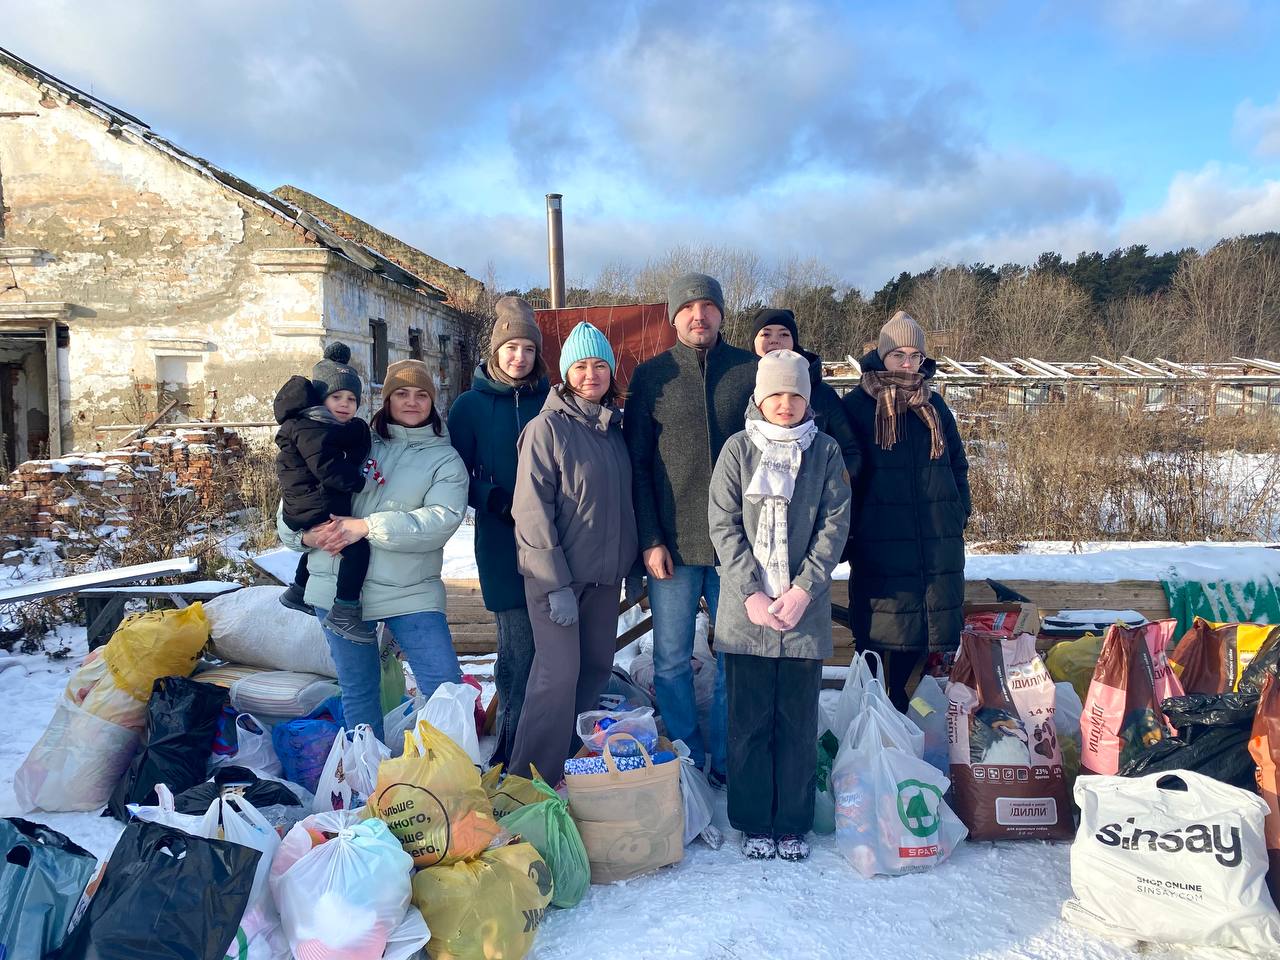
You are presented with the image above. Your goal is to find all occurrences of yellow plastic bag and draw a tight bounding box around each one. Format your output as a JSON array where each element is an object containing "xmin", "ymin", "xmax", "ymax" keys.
[
  {"xmin": 102, "ymin": 603, "xmax": 210, "ymax": 702},
  {"xmin": 370, "ymin": 719, "xmax": 501, "ymax": 868},
  {"xmin": 411, "ymin": 841, "xmax": 552, "ymax": 960},
  {"xmin": 481, "ymin": 764, "xmax": 546, "ymax": 821},
  {"xmin": 1045, "ymin": 633, "xmax": 1104, "ymax": 703}
]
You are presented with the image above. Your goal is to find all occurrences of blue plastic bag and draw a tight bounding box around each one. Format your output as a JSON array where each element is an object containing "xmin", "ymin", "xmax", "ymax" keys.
[{"xmin": 271, "ymin": 697, "xmax": 343, "ymax": 793}]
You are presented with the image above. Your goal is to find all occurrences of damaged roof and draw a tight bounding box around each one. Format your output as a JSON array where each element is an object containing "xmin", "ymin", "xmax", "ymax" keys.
[{"xmin": 0, "ymin": 45, "xmax": 449, "ymax": 301}]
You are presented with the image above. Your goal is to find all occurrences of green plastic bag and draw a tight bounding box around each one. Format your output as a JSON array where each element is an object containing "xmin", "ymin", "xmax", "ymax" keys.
[
  {"xmin": 1, "ymin": 817, "xmax": 99, "ymax": 959},
  {"xmin": 379, "ymin": 640, "xmax": 406, "ymax": 718},
  {"xmin": 498, "ymin": 776, "xmax": 590, "ymax": 908},
  {"xmin": 813, "ymin": 730, "xmax": 840, "ymax": 835}
]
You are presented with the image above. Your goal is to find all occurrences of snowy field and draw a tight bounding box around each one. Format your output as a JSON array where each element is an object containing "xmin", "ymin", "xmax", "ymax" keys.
[{"xmin": 3, "ymin": 536, "xmax": 1276, "ymax": 959}]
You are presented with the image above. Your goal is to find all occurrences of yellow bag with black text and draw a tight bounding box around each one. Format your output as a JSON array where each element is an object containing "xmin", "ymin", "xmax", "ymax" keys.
[
  {"xmin": 411, "ymin": 841, "xmax": 552, "ymax": 960},
  {"xmin": 102, "ymin": 603, "xmax": 210, "ymax": 701},
  {"xmin": 370, "ymin": 719, "xmax": 501, "ymax": 868},
  {"xmin": 481, "ymin": 763, "xmax": 545, "ymax": 820}
]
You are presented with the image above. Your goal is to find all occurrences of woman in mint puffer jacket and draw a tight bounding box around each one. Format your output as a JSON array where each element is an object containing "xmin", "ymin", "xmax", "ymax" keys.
[{"xmin": 278, "ymin": 359, "xmax": 469, "ymax": 739}]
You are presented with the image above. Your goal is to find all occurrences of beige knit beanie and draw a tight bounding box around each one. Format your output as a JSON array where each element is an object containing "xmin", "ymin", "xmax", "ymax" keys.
[
  {"xmin": 381, "ymin": 359, "xmax": 436, "ymax": 401},
  {"xmin": 877, "ymin": 310, "xmax": 927, "ymax": 360},
  {"xmin": 754, "ymin": 349, "xmax": 811, "ymax": 405}
]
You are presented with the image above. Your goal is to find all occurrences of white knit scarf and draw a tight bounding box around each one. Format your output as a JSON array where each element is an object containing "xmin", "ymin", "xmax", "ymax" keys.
[{"xmin": 744, "ymin": 417, "xmax": 817, "ymax": 598}]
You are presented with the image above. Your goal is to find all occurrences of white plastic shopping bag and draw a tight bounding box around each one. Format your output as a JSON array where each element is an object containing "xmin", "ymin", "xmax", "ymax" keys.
[
  {"xmin": 1063, "ymin": 771, "xmax": 1280, "ymax": 953},
  {"xmin": 270, "ymin": 813, "xmax": 415, "ymax": 960},
  {"xmin": 382, "ymin": 696, "xmax": 426, "ymax": 757},
  {"xmin": 212, "ymin": 713, "xmax": 283, "ymax": 778},
  {"xmin": 413, "ymin": 682, "xmax": 482, "ymax": 766},
  {"xmin": 126, "ymin": 782, "xmax": 219, "ymax": 836},
  {"xmin": 221, "ymin": 793, "xmax": 282, "ymax": 910},
  {"xmin": 832, "ymin": 701, "xmax": 965, "ymax": 878},
  {"xmin": 314, "ymin": 724, "xmax": 391, "ymax": 813},
  {"xmin": 673, "ymin": 740, "xmax": 724, "ymax": 849},
  {"xmin": 825, "ymin": 649, "xmax": 885, "ymax": 742}
]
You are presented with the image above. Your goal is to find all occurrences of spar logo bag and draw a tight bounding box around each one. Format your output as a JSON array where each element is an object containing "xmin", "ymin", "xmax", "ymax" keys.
[
  {"xmin": 1080, "ymin": 620, "xmax": 1184, "ymax": 776},
  {"xmin": 1063, "ymin": 771, "xmax": 1280, "ymax": 953},
  {"xmin": 946, "ymin": 631, "xmax": 1073, "ymax": 841}
]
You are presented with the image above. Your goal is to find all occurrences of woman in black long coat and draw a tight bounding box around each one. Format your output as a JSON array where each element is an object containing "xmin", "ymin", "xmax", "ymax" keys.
[{"xmin": 842, "ymin": 311, "xmax": 970, "ymax": 710}]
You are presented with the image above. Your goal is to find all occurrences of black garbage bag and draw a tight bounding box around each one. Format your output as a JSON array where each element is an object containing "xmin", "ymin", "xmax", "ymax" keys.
[
  {"xmin": 173, "ymin": 765, "xmax": 304, "ymax": 815},
  {"xmin": 58, "ymin": 818, "xmax": 258, "ymax": 960},
  {"xmin": 1240, "ymin": 633, "xmax": 1280, "ymax": 694},
  {"xmin": 107, "ymin": 677, "xmax": 228, "ymax": 821},
  {"xmin": 1119, "ymin": 691, "xmax": 1260, "ymax": 790},
  {"xmin": 1, "ymin": 817, "xmax": 98, "ymax": 959}
]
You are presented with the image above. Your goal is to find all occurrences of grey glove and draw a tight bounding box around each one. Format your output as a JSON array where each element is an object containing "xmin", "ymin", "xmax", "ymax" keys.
[{"xmin": 547, "ymin": 587, "xmax": 579, "ymax": 627}]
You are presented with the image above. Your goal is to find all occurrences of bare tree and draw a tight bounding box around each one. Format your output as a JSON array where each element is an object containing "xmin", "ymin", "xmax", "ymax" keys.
[
  {"xmin": 988, "ymin": 270, "xmax": 1092, "ymax": 359},
  {"xmin": 1172, "ymin": 238, "xmax": 1280, "ymax": 359},
  {"xmin": 904, "ymin": 267, "xmax": 985, "ymax": 358},
  {"xmin": 1097, "ymin": 294, "xmax": 1178, "ymax": 358}
]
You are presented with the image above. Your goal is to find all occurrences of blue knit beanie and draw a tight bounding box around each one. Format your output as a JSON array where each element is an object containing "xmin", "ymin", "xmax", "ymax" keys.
[{"xmin": 558, "ymin": 322, "xmax": 616, "ymax": 379}]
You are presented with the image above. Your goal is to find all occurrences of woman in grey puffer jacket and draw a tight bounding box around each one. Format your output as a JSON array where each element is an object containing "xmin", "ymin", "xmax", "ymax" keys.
[{"xmin": 509, "ymin": 322, "xmax": 638, "ymax": 782}]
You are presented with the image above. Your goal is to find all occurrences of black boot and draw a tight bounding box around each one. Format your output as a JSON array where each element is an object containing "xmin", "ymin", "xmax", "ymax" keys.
[
  {"xmin": 323, "ymin": 600, "xmax": 377, "ymax": 643},
  {"xmin": 278, "ymin": 582, "xmax": 313, "ymax": 615}
]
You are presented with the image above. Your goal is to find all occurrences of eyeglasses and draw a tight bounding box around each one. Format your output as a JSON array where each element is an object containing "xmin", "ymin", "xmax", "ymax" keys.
[{"xmin": 886, "ymin": 350, "xmax": 925, "ymax": 365}]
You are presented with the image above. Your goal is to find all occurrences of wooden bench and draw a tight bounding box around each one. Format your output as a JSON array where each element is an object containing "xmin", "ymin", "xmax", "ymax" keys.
[{"xmin": 82, "ymin": 579, "xmax": 243, "ymax": 649}]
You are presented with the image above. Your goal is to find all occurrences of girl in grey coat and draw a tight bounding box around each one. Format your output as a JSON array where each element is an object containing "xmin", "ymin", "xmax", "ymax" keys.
[
  {"xmin": 708, "ymin": 349, "xmax": 852, "ymax": 862},
  {"xmin": 509, "ymin": 322, "xmax": 639, "ymax": 782}
]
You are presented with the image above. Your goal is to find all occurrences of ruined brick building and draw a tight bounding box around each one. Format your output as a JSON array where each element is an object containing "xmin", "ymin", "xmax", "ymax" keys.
[{"xmin": 0, "ymin": 47, "xmax": 484, "ymax": 466}]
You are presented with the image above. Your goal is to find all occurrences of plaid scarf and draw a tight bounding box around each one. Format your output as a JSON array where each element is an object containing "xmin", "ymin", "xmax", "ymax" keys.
[{"xmin": 860, "ymin": 369, "xmax": 945, "ymax": 459}]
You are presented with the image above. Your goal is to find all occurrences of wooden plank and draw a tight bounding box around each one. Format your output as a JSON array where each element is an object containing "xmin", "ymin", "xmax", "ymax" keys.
[
  {"xmin": 830, "ymin": 578, "xmax": 1171, "ymax": 621},
  {"xmin": 1121, "ymin": 356, "xmax": 1173, "ymax": 378},
  {"xmin": 0, "ymin": 556, "xmax": 198, "ymax": 604},
  {"xmin": 79, "ymin": 581, "xmax": 241, "ymax": 599},
  {"xmin": 979, "ymin": 356, "xmax": 1023, "ymax": 378},
  {"xmin": 1234, "ymin": 356, "xmax": 1280, "ymax": 376},
  {"xmin": 1154, "ymin": 357, "xmax": 1207, "ymax": 378},
  {"xmin": 1091, "ymin": 355, "xmax": 1152, "ymax": 378}
]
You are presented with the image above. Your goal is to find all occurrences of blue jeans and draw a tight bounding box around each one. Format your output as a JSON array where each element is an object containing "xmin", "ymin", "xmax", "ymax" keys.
[
  {"xmin": 315, "ymin": 607, "xmax": 461, "ymax": 742},
  {"xmin": 649, "ymin": 565, "xmax": 726, "ymax": 773}
]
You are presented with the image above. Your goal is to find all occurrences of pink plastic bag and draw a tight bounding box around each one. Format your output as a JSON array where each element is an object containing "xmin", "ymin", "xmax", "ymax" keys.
[{"xmin": 1079, "ymin": 619, "xmax": 1184, "ymax": 775}]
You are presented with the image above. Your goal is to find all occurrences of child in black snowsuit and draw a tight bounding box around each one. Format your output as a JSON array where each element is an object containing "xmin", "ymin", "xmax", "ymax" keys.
[{"xmin": 275, "ymin": 342, "xmax": 381, "ymax": 643}]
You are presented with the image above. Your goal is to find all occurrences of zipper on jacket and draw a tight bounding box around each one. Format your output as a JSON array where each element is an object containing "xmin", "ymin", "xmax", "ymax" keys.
[
  {"xmin": 699, "ymin": 346, "xmax": 715, "ymax": 478},
  {"xmin": 906, "ymin": 416, "xmax": 929, "ymax": 606}
]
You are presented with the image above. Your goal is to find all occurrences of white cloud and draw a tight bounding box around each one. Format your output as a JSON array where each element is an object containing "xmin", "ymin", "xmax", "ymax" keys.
[
  {"xmin": 1121, "ymin": 163, "xmax": 1280, "ymax": 248},
  {"xmin": 1234, "ymin": 94, "xmax": 1280, "ymax": 158},
  {"xmin": 1089, "ymin": 0, "xmax": 1251, "ymax": 44}
]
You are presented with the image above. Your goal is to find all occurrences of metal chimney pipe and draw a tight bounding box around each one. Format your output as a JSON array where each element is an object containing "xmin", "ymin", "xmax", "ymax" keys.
[{"xmin": 546, "ymin": 193, "xmax": 565, "ymax": 309}]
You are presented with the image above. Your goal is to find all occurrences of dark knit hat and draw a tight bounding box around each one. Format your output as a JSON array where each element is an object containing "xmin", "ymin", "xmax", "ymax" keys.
[
  {"xmin": 667, "ymin": 272, "xmax": 725, "ymax": 324},
  {"xmin": 311, "ymin": 342, "xmax": 363, "ymax": 404},
  {"xmin": 877, "ymin": 310, "xmax": 927, "ymax": 360},
  {"xmin": 749, "ymin": 308, "xmax": 800, "ymax": 349},
  {"xmin": 490, "ymin": 296, "xmax": 543, "ymax": 355}
]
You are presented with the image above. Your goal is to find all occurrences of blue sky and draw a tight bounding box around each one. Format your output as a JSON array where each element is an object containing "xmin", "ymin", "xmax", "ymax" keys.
[{"xmin": 4, "ymin": 0, "xmax": 1280, "ymax": 294}]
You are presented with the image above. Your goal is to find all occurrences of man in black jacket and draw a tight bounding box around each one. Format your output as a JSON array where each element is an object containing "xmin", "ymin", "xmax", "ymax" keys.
[{"xmin": 624, "ymin": 273, "xmax": 756, "ymax": 780}]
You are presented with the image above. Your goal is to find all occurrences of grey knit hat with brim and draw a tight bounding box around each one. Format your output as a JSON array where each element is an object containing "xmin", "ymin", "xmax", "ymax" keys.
[
  {"xmin": 312, "ymin": 342, "xmax": 363, "ymax": 404},
  {"xmin": 667, "ymin": 272, "xmax": 725, "ymax": 324}
]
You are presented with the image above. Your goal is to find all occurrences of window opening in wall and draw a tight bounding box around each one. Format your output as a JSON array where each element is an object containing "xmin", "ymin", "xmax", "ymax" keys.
[
  {"xmin": 409, "ymin": 328, "xmax": 424, "ymax": 362},
  {"xmin": 155, "ymin": 354, "xmax": 203, "ymax": 419},
  {"xmin": 369, "ymin": 319, "xmax": 388, "ymax": 384}
]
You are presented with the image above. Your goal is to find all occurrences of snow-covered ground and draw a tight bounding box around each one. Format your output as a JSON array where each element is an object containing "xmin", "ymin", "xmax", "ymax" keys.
[{"xmin": 3, "ymin": 536, "xmax": 1273, "ymax": 959}]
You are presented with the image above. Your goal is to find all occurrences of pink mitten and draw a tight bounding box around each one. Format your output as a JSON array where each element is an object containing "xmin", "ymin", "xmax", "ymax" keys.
[{"xmin": 768, "ymin": 586, "xmax": 811, "ymax": 630}]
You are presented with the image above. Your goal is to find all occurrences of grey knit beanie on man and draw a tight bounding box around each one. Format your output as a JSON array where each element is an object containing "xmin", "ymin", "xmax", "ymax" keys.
[
  {"xmin": 311, "ymin": 342, "xmax": 363, "ymax": 404},
  {"xmin": 877, "ymin": 310, "xmax": 927, "ymax": 360},
  {"xmin": 667, "ymin": 272, "xmax": 725, "ymax": 324},
  {"xmin": 490, "ymin": 295, "xmax": 543, "ymax": 355},
  {"xmin": 753, "ymin": 349, "xmax": 811, "ymax": 406}
]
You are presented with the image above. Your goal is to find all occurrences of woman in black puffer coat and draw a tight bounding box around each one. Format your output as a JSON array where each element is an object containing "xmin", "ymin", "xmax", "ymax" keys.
[{"xmin": 842, "ymin": 311, "xmax": 970, "ymax": 710}]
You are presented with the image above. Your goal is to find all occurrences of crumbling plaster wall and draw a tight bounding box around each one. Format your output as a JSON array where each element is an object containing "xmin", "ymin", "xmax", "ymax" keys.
[{"xmin": 0, "ymin": 66, "xmax": 321, "ymax": 445}]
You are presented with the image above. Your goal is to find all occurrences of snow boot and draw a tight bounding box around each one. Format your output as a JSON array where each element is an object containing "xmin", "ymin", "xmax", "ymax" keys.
[
  {"xmin": 707, "ymin": 767, "xmax": 728, "ymax": 791},
  {"xmin": 741, "ymin": 834, "xmax": 776, "ymax": 860},
  {"xmin": 278, "ymin": 582, "xmax": 313, "ymax": 615},
  {"xmin": 776, "ymin": 835, "xmax": 811, "ymax": 862},
  {"xmin": 323, "ymin": 600, "xmax": 376, "ymax": 643}
]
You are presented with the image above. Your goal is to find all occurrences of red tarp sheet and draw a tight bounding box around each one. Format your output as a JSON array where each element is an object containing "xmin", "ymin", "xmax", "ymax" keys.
[{"xmin": 535, "ymin": 303, "xmax": 675, "ymax": 393}]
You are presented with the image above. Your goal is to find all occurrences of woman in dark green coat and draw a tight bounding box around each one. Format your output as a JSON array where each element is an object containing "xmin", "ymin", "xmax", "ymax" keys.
[
  {"xmin": 842, "ymin": 311, "xmax": 970, "ymax": 711},
  {"xmin": 447, "ymin": 296, "xmax": 549, "ymax": 765}
]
